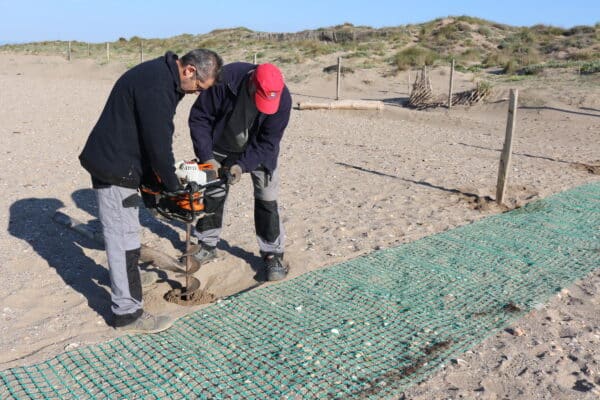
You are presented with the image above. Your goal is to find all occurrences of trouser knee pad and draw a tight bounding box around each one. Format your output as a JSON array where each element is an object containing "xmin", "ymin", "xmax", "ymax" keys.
[{"xmin": 255, "ymin": 199, "xmax": 280, "ymax": 243}]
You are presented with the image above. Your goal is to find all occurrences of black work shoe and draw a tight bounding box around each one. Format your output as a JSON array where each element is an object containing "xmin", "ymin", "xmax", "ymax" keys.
[
  {"xmin": 180, "ymin": 243, "xmax": 217, "ymax": 265},
  {"xmin": 114, "ymin": 311, "xmax": 173, "ymax": 334},
  {"xmin": 264, "ymin": 253, "xmax": 288, "ymax": 281}
]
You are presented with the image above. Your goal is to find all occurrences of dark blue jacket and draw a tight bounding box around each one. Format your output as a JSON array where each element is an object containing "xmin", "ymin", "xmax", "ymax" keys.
[
  {"xmin": 79, "ymin": 52, "xmax": 183, "ymax": 191},
  {"xmin": 189, "ymin": 62, "xmax": 291, "ymax": 173}
]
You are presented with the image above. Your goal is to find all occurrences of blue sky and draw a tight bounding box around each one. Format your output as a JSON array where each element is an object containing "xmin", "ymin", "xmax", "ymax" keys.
[{"xmin": 1, "ymin": 0, "xmax": 598, "ymax": 44}]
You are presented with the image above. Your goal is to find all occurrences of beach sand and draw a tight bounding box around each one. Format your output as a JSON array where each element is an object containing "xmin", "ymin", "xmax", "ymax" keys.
[{"xmin": 1, "ymin": 53, "xmax": 599, "ymax": 398}]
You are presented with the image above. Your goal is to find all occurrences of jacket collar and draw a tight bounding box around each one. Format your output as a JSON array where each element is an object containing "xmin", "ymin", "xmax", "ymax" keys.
[
  {"xmin": 165, "ymin": 51, "xmax": 184, "ymax": 94},
  {"xmin": 223, "ymin": 62, "xmax": 256, "ymax": 97}
]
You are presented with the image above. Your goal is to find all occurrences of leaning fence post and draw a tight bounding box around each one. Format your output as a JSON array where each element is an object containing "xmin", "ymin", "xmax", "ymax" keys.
[
  {"xmin": 496, "ymin": 89, "xmax": 518, "ymax": 205},
  {"xmin": 336, "ymin": 56, "xmax": 342, "ymax": 100},
  {"xmin": 448, "ymin": 59, "xmax": 455, "ymax": 109}
]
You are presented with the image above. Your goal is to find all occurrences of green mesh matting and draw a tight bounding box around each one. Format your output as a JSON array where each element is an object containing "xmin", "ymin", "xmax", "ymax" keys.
[{"xmin": 2, "ymin": 182, "xmax": 599, "ymax": 399}]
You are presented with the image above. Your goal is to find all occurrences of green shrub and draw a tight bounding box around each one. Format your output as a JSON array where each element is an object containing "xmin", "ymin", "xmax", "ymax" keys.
[
  {"xmin": 458, "ymin": 47, "xmax": 482, "ymax": 62},
  {"xmin": 432, "ymin": 23, "xmax": 463, "ymax": 43},
  {"xmin": 531, "ymin": 24, "xmax": 565, "ymax": 36},
  {"xmin": 455, "ymin": 64, "xmax": 484, "ymax": 73},
  {"xmin": 297, "ymin": 40, "xmax": 337, "ymax": 57},
  {"xmin": 516, "ymin": 47, "xmax": 541, "ymax": 66},
  {"xmin": 540, "ymin": 42, "xmax": 561, "ymax": 54},
  {"xmin": 567, "ymin": 51, "xmax": 599, "ymax": 61},
  {"xmin": 477, "ymin": 26, "xmax": 492, "ymax": 37},
  {"xmin": 345, "ymin": 50, "xmax": 369, "ymax": 59},
  {"xmin": 518, "ymin": 64, "xmax": 545, "ymax": 75},
  {"xmin": 492, "ymin": 23, "xmax": 509, "ymax": 30},
  {"xmin": 482, "ymin": 51, "xmax": 510, "ymax": 67},
  {"xmin": 455, "ymin": 16, "xmax": 489, "ymax": 25},
  {"xmin": 322, "ymin": 65, "xmax": 355, "ymax": 74},
  {"xmin": 391, "ymin": 46, "xmax": 437, "ymax": 70},
  {"xmin": 503, "ymin": 59, "xmax": 519, "ymax": 74},
  {"xmin": 273, "ymin": 54, "xmax": 303, "ymax": 65},
  {"xmin": 581, "ymin": 61, "xmax": 600, "ymax": 74},
  {"xmin": 476, "ymin": 80, "xmax": 493, "ymax": 92},
  {"xmin": 564, "ymin": 25, "xmax": 595, "ymax": 36},
  {"xmin": 197, "ymin": 39, "xmax": 219, "ymax": 49}
]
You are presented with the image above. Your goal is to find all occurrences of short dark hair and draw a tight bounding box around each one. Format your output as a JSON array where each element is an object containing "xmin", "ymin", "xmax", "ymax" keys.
[{"xmin": 180, "ymin": 49, "xmax": 223, "ymax": 82}]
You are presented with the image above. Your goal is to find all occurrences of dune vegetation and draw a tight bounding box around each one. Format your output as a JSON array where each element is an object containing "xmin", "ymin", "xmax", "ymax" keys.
[{"xmin": 2, "ymin": 17, "xmax": 599, "ymax": 75}]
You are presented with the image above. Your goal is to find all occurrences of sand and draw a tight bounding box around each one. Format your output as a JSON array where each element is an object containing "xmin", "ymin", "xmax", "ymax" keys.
[{"xmin": 0, "ymin": 53, "xmax": 599, "ymax": 398}]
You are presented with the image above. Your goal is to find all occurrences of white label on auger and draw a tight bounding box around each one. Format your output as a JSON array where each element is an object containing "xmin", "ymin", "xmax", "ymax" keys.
[{"xmin": 175, "ymin": 160, "xmax": 207, "ymax": 185}]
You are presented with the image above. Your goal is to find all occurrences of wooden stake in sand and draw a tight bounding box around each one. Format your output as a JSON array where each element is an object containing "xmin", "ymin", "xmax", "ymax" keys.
[
  {"xmin": 336, "ymin": 56, "xmax": 342, "ymax": 100},
  {"xmin": 106, "ymin": 42, "xmax": 110, "ymax": 62},
  {"xmin": 139, "ymin": 40, "xmax": 144, "ymax": 63},
  {"xmin": 67, "ymin": 41, "xmax": 71, "ymax": 61},
  {"xmin": 496, "ymin": 89, "xmax": 519, "ymax": 205},
  {"xmin": 448, "ymin": 59, "xmax": 455, "ymax": 109},
  {"xmin": 253, "ymin": 53, "xmax": 257, "ymax": 64}
]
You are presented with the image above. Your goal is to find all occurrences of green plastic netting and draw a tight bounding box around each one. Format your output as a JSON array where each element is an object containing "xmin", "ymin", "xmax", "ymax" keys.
[{"xmin": 1, "ymin": 182, "xmax": 599, "ymax": 399}]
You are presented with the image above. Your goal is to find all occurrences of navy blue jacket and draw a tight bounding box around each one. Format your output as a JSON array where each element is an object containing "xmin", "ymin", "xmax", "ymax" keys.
[
  {"xmin": 79, "ymin": 52, "xmax": 183, "ymax": 191},
  {"xmin": 189, "ymin": 62, "xmax": 291, "ymax": 173}
]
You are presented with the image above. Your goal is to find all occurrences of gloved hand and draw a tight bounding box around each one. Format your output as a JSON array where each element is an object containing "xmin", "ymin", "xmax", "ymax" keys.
[
  {"xmin": 227, "ymin": 164, "xmax": 242, "ymax": 185},
  {"xmin": 186, "ymin": 181, "xmax": 200, "ymax": 193},
  {"xmin": 203, "ymin": 158, "xmax": 221, "ymax": 173}
]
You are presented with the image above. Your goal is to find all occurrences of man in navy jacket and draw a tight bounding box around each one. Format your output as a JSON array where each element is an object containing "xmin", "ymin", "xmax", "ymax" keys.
[
  {"xmin": 188, "ymin": 62, "xmax": 291, "ymax": 281},
  {"xmin": 80, "ymin": 49, "xmax": 222, "ymax": 333}
]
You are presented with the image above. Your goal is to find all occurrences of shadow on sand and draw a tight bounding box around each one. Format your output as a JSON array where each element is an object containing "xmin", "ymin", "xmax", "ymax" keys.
[
  {"xmin": 335, "ymin": 162, "xmax": 497, "ymax": 206},
  {"xmin": 71, "ymin": 188, "xmax": 266, "ymax": 281},
  {"xmin": 8, "ymin": 197, "xmax": 112, "ymax": 324},
  {"xmin": 519, "ymin": 105, "xmax": 600, "ymax": 118},
  {"xmin": 8, "ymin": 188, "xmax": 269, "ymax": 324}
]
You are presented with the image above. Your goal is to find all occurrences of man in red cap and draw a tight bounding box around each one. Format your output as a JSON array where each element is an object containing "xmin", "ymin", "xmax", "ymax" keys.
[{"xmin": 188, "ymin": 62, "xmax": 292, "ymax": 281}]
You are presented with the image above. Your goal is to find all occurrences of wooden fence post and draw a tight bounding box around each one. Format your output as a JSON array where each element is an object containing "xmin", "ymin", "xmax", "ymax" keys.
[
  {"xmin": 87, "ymin": 43, "xmax": 90, "ymax": 57},
  {"xmin": 67, "ymin": 41, "xmax": 71, "ymax": 61},
  {"xmin": 253, "ymin": 53, "xmax": 257, "ymax": 64},
  {"xmin": 140, "ymin": 40, "xmax": 144, "ymax": 63},
  {"xmin": 106, "ymin": 42, "xmax": 110, "ymax": 62},
  {"xmin": 496, "ymin": 89, "xmax": 519, "ymax": 205},
  {"xmin": 448, "ymin": 59, "xmax": 455, "ymax": 109},
  {"xmin": 336, "ymin": 56, "xmax": 342, "ymax": 100}
]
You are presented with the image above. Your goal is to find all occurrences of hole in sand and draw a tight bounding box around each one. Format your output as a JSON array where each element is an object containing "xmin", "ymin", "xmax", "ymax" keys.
[{"xmin": 164, "ymin": 287, "xmax": 215, "ymax": 306}]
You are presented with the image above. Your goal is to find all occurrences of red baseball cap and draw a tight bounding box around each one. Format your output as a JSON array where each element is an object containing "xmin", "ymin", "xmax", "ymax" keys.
[{"xmin": 253, "ymin": 63, "xmax": 284, "ymax": 115}]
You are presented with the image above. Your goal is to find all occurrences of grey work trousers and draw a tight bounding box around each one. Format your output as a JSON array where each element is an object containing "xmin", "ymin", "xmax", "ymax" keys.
[
  {"xmin": 96, "ymin": 185, "xmax": 143, "ymax": 316},
  {"xmin": 194, "ymin": 166, "xmax": 285, "ymax": 254}
]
